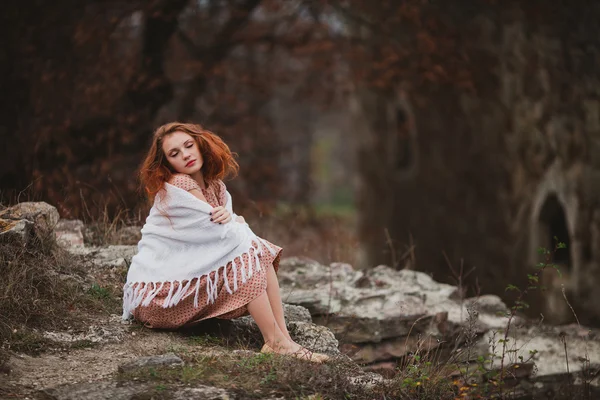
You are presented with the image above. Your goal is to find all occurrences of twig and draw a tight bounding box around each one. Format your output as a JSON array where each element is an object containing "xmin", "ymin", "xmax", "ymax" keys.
[
  {"xmin": 562, "ymin": 284, "xmax": 591, "ymax": 394},
  {"xmin": 384, "ymin": 227, "xmax": 398, "ymax": 269}
]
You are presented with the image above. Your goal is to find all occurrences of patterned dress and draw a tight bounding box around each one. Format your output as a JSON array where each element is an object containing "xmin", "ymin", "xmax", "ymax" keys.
[{"xmin": 132, "ymin": 174, "xmax": 282, "ymax": 329}]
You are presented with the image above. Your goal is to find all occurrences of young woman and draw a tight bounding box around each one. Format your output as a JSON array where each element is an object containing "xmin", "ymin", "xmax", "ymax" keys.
[{"xmin": 122, "ymin": 122, "xmax": 328, "ymax": 363}]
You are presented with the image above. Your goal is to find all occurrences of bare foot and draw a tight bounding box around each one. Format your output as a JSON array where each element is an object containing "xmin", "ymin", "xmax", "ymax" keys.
[
  {"xmin": 263, "ymin": 338, "xmax": 303, "ymax": 355},
  {"xmin": 261, "ymin": 339, "xmax": 322, "ymax": 362}
]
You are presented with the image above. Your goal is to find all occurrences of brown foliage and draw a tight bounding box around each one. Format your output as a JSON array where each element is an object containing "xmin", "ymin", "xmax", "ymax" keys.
[
  {"xmin": 1, "ymin": 0, "xmax": 541, "ymax": 221},
  {"xmin": 1, "ymin": 0, "xmax": 338, "ymax": 219}
]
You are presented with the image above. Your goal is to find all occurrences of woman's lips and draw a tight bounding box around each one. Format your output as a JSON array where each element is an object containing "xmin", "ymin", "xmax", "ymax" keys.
[{"xmin": 186, "ymin": 160, "xmax": 196, "ymax": 167}]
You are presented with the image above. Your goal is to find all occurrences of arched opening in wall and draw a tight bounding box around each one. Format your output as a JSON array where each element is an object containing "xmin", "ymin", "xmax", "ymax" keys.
[
  {"xmin": 535, "ymin": 193, "xmax": 575, "ymax": 324},
  {"xmin": 538, "ymin": 194, "xmax": 571, "ymax": 267}
]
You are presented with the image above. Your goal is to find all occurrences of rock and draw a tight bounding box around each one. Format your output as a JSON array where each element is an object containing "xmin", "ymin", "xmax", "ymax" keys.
[
  {"xmin": 485, "ymin": 324, "xmax": 600, "ymax": 378},
  {"xmin": 0, "ymin": 219, "xmax": 33, "ymax": 246},
  {"xmin": 464, "ymin": 294, "xmax": 516, "ymax": 329},
  {"xmin": 38, "ymin": 381, "xmax": 232, "ymax": 400},
  {"xmin": 346, "ymin": 372, "xmax": 385, "ymax": 391},
  {"xmin": 282, "ymin": 303, "xmax": 313, "ymax": 323},
  {"xmin": 68, "ymin": 245, "xmax": 137, "ymax": 268},
  {"xmin": 0, "ymin": 202, "xmax": 60, "ymax": 240},
  {"xmin": 278, "ymin": 286, "xmax": 345, "ymax": 315},
  {"xmin": 43, "ymin": 321, "xmax": 126, "ymax": 346},
  {"xmin": 38, "ymin": 381, "xmax": 155, "ymax": 400},
  {"xmin": 54, "ymin": 219, "xmax": 85, "ymax": 247},
  {"xmin": 171, "ymin": 386, "xmax": 231, "ymax": 400},
  {"xmin": 366, "ymin": 265, "xmax": 458, "ymax": 298},
  {"xmin": 278, "ymin": 257, "xmax": 600, "ymax": 388},
  {"xmin": 278, "ymin": 258, "xmax": 362, "ymax": 288},
  {"xmin": 231, "ymin": 349, "xmax": 256, "ymax": 357},
  {"xmin": 279, "ymin": 258, "xmax": 504, "ymax": 344},
  {"xmin": 288, "ymin": 321, "xmax": 340, "ymax": 356},
  {"xmin": 467, "ymin": 294, "xmax": 508, "ymax": 315},
  {"xmin": 313, "ymin": 308, "xmax": 431, "ymax": 343},
  {"xmin": 377, "ymin": 268, "xmax": 510, "ymax": 329},
  {"xmin": 117, "ymin": 353, "xmax": 184, "ymax": 374}
]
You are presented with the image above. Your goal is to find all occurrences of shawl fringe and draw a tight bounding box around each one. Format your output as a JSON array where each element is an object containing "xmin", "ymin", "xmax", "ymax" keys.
[{"xmin": 122, "ymin": 238, "xmax": 278, "ymax": 320}]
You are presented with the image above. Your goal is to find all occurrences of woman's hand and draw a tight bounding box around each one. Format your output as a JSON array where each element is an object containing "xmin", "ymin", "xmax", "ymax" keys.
[
  {"xmin": 235, "ymin": 215, "xmax": 245, "ymax": 224},
  {"xmin": 210, "ymin": 206, "xmax": 232, "ymax": 224}
]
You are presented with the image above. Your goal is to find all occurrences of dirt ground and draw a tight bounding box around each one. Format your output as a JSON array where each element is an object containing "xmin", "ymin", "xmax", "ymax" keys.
[{"xmin": 1, "ymin": 314, "xmax": 202, "ymax": 398}]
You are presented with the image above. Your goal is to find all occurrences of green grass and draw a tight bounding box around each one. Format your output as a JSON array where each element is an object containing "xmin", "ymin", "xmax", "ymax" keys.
[
  {"xmin": 186, "ymin": 334, "xmax": 224, "ymax": 347},
  {"xmin": 89, "ymin": 283, "xmax": 112, "ymax": 300}
]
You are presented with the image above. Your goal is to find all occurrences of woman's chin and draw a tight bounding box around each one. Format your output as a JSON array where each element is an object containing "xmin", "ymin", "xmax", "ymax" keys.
[{"xmin": 178, "ymin": 164, "xmax": 201, "ymax": 174}]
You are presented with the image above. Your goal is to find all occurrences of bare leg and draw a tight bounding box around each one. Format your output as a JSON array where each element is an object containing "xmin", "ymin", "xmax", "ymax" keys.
[
  {"xmin": 264, "ymin": 263, "xmax": 292, "ymax": 341},
  {"xmin": 247, "ymin": 282, "xmax": 329, "ymax": 363},
  {"xmin": 247, "ymin": 291, "xmax": 301, "ymax": 353}
]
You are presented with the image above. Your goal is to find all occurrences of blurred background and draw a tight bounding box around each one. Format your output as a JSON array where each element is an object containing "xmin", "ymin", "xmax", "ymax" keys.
[{"xmin": 2, "ymin": 0, "xmax": 600, "ymax": 326}]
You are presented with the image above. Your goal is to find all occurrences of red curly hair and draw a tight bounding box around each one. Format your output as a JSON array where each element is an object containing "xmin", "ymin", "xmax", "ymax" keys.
[{"xmin": 139, "ymin": 122, "xmax": 239, "ymax": 203}]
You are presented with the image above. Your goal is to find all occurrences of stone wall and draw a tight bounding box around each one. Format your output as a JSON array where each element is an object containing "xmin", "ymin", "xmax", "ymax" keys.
[{"xmin": 355, "ymin": 1, "xmax": 600, "ymax": 324}]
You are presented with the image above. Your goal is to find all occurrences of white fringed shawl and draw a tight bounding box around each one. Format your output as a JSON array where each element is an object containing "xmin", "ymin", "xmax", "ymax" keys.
[{"xmin": 121, "ymin": 182, "xmax": 277, "ymax": 320}]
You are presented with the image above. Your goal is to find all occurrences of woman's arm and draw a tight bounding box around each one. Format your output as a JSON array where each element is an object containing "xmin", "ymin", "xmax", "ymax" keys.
[{"xmin": 171, "ymin": 174, "xmax": 211, "ymax": 206}]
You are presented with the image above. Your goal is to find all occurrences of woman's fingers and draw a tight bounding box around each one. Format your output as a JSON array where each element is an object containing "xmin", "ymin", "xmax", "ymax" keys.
[
  {"xmin": 211, "ymin": 211, "xmax": 226, "ymax": 223},
  {"xmin": 216, "ymin": 211, "xmax": 231, "ymax": 223},
  {"xmin": 210, "ymin": 206, "xmax": 225, "ymax": 220},
  {"xmin": 210, "ymin": 206, "xmax": 231, "ymax": 223}
]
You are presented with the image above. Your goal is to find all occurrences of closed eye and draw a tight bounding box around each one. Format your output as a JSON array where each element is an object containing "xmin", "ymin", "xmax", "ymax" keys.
[{"xmin": 168, "ymin": 140, "xmax": 193, "ymax": 157}]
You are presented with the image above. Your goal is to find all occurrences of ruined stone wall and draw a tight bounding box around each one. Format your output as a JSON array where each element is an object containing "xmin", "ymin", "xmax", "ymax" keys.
[{"xmin": 356, "ymin": 1, "xmax": 600, "ymax": 324}]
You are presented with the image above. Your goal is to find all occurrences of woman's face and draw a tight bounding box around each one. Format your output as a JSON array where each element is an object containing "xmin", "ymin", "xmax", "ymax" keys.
[{"xmin": 162, "ymin": 131, "xmax": 204, "ymax": 175}]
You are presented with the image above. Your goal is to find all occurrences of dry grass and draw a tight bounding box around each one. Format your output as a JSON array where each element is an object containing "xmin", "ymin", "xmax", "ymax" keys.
[
  {"xmin": 81, "ymin": 201, "xmax": 361, "ymax": 267},
  {"xmin": 0, "ymin": 230, "xmax": 123, "ymax": 363},
  {"xmin": 82, "ymin": 207, "xmax": 145, "ymax": 246},
  {"xmin": 0, "ymin": 236, "xmax": 80, "ymax": 339},
  {"xmin": 117, "ymin": 349, "xmax": 459, "ymax": 399},
  {"xmin": 249, "ymin": 205, "xmax": 360, "ymax": 267}
]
